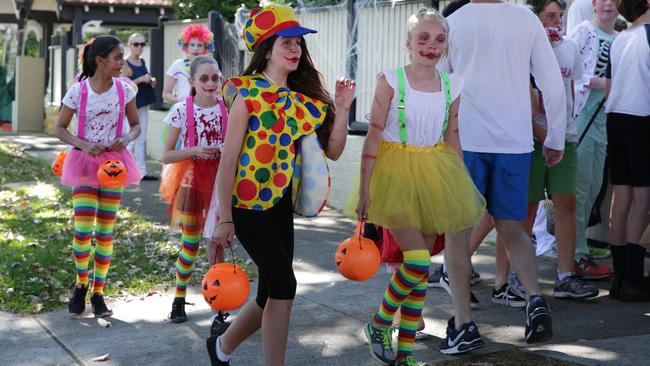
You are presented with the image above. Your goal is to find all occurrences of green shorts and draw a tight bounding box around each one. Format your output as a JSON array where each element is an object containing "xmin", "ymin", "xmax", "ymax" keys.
[{"xmin": 528, "ymin": 141, "xmax": 577, "ymax": 202}]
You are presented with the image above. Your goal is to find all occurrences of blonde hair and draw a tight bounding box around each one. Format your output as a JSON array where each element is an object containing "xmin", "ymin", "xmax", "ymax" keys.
[
  {"xmin": 407, "ymin": 8, "xmax": 449, "ymax": 40},
  {"xmin": 128, "ymin": 32, "xmax": 145, "ymax": 45},
  {"xmin": 406, "ymin": 8, "xmax": 450, "ymax": 60}
]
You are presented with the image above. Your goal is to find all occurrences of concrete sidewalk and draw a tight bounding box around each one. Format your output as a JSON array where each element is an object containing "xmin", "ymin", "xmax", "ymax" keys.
[{"xmin": 2, "ymin": 134, "xmax": 650, "ymax": 366}]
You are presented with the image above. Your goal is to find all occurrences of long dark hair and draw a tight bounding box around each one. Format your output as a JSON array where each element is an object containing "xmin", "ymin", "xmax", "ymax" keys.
[
  {"xmin": 79, "ymin": 35, "xmax": 122, "ymax": 81},
  {"xmin": 243, "ymin": 35, "xmax": 335, "ymax": 149}
]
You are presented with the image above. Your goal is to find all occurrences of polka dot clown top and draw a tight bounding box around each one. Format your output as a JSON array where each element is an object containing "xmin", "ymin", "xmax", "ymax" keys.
[{"xmin": 223, "ymin": 75, "xmax": 328, "ymax": 211}]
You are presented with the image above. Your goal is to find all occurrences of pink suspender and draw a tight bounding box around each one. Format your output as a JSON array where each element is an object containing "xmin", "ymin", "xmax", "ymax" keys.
[
  {"xmin": 78, "ymin": 78, "xmax": 125, "ymax": 139},
  {"xmin": 184, "ymin": 95, "xmax": 229, "ymax": 148},
  {"xmin": 217, "ymin": 96, "xmax": 228, "ymax": 138},
  {"xmin": 185, "ymin": 96, "xmax": 196, "ymax": 147}
]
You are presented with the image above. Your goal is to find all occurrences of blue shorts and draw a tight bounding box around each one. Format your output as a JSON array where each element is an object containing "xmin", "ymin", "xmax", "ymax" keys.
[{"xmin": 463, "ymin": 151, "xmax": 532, "ymax": 220}]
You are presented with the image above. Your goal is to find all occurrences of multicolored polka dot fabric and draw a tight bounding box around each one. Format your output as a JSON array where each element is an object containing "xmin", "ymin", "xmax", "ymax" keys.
[
  {"xmin": 223, "ymin": 75, "xmax": 327, "ymax": 211},
  {"xmin": 243, "ymin": 5, "xmax": 301, "ymax": 51}
]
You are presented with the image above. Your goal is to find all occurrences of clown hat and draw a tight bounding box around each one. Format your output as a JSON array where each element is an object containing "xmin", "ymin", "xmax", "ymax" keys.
[{"xmin": 243, "ymin": 5, "xmax": 317, "ymax": 51}]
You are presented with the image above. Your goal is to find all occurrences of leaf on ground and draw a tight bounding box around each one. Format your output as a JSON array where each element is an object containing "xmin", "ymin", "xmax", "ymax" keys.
[{"xmin": 91, "ymin": 354, "xmax": 111, "ymax": 362}]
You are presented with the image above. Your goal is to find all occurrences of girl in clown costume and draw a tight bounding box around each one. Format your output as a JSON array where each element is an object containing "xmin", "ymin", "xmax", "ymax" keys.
[
  {"xmin": 163, "ymin": 24, "xmax": 215, "ymax": 105},
  {"xmin": 162, "ymin": 25, "xmax": 216, "ymax": 150},
  {"xmin": 209, "ymin": 5, "xmax": 355, "ymax": 365}
]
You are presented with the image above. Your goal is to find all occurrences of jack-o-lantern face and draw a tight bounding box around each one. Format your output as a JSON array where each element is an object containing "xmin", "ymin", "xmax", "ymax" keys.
[
  {"xmin": 335, "ymin": 236, "xmax": 381, "ymax": 282},
  {"xmin": 97, "ymin": 160, "xmax": 128, "ymax": 188},
  {"xmin": 201, "ymin": 263, "xmax": 250, "ymax": 311},
  {"xmin": 51, "ymin": 150, "xmax": 68, "ymax": 177}
]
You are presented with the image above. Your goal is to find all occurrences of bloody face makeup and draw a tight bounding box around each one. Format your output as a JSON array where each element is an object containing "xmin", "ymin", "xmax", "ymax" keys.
[
  {"xmin": 191, "ymin": 63, "xmax": 221, "ymax": 97},
  {"xmin": 407, "ymin": 19, "xmax": 447, "ymax": 64}
]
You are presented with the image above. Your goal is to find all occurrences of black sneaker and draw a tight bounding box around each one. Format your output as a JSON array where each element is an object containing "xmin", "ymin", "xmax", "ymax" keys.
[
  {"xmin": 609, "ymin": 276, "xmax": 623, "ymax": 299},
  {"xmin": 525, "ymin": 295, "xmax": 552, "ymax": 343},
  {"xmin": 427, "ymin": 265, "xmax": 444, "ymax": 288},
  {"xmin": 90, "ymin": 293, "xmax": 113, "ymax": 318},
  {"xmin": 438, "ymin": 316, "xmax": 486, "ymax": 355},
  {"xmin": 68, "ymin": 284, "xmax": 88, "ymax": 315},
  {"xmin": 206, "ymin": 335, "xmax": 230, "ymax": 366},
  {"xmin": 210, "ymin": 311, "xmax": 231, "ymax": 336},
  {"xmin": 141, "ymin": 175, "xmax": 159, "ymax": 181},
  {"xmin": 364, "ymin": 321, "xmax": 395, "ymax": 365},
  {"xmin": 439, "ymin": 272, "xmax": 480, "ymax": 309},
  {"xmin": 492, "ymin": 283, "xmax": 526, "ymax": 308},
  {"xmin": 619, "ymin": 282, "xmax": 650, "ymax": 302},
  {"xmin": 170, "ymin": 297, "xmax": 192, "ymax": 323},
  {"xmin": 553, "ymin": 276, "xmax": 598, "ymax": 299},
  {"xmin": 470, "ymin": 267, "xmax": 481, "ymax": 286}
]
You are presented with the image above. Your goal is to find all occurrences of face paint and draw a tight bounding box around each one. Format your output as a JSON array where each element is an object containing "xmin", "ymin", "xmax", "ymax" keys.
[{"xmin": 545, "ymin": 26, "xmax": 563, "ymax": 43}]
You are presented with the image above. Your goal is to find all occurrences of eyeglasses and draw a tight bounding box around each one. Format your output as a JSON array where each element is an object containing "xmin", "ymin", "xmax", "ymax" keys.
[{"xmin": 131, "ymin": 42, "xmax": 146, "ymax": 48}]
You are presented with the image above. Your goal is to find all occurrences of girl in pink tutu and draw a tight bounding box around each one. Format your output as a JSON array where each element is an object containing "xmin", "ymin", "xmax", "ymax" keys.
[{"xmin": 54, "ymin": 35, "xmax": 143, "ymax": 318}]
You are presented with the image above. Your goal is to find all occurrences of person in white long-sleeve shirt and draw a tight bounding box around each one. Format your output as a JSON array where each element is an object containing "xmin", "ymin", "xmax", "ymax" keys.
[
  {"xmin": 567, "ymin": 0, "xmax": 596, "ymax": 34},
  {"xmin": 439, "ymin": 0, "xmax": 566, "ymax": 345}
]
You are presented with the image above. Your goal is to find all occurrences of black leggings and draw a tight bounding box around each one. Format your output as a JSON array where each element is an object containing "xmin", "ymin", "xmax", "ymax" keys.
[{"xmin": 232, "ymin": 189, "xmax": 296, "ymax": 309}]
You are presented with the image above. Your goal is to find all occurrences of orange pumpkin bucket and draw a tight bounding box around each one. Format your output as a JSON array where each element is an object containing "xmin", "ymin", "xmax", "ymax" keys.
[
  {"xmin": 201, "ymin": 263, "xmax": 250, "ymax": 311},
  {"xmin": 51, "ymin": 150, "xmax": 68, "ymax": 177},
  {"xmin": 335, "ymin": 229, "xmax": 381, "ymax": 281},
  {"xmin": 97, "ymin": 160, "xmax": 128, "ymax": 188}
]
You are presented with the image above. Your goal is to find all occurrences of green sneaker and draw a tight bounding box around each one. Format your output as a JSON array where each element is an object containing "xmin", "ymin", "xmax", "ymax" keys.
[
  {"xmin": 589, "ymin": 246, "xmax": 611, "ymax": 259},
  {"xmin": 364, "ymin": 321, "xmax": 395, "ymax": 365}
]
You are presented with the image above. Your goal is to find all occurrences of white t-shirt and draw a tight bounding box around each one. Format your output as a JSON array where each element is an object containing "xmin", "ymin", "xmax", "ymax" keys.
[
  {"xmin": 62, "ymin": 78, "xmax": 136, "ymax": 145},
  {"xmin": 440, "ymin": 3, "xmax": 567, "ymax": 153},
  {"xmin": 166, "ymin": 59, "xmax": 191, "ymax": 100},
  {"xmin": 566, "ymin": 0, "xmax": 595, "ymax": 35},
  {"xmin": 534, "ymin": 39, "xmax": 583, "ymax": 143},
  {"xmin": 163, "ymin": 100, "xmax": 226, "ymax": 151},
  {"xmin": 380, "ymin": 69, "xmax": 463, "ymax": 147},
  {"xmin": 605, "ymin": 26, "xmax": 650, "ymax": 117}
]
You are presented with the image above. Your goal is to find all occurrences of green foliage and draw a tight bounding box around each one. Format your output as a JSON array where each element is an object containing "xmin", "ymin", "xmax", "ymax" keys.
[
  {"xmin": 0, "ymin": 143, "xmax": 51, "ymax": 185},
  {"xmin": 24, "ymin": 32, "xmax": 40, "ymax": 58},
  {"xmin": 172, "ymin": 0, "xmax": 343, "ymax": 22},
  {"xmin": 172, "ymin": 0, "xmax": 260, "ymax": 22}
]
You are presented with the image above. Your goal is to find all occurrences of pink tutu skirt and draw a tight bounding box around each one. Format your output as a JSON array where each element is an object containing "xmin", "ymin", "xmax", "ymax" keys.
[{"xmin": 61, "ymin": 148, "xmax": 143, "ymax": 188}]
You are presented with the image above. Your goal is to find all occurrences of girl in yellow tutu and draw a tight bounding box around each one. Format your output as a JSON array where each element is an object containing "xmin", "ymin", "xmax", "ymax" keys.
[{"xmin": 351, "ymin": 9, "xmax": 485, "ymax": 365}]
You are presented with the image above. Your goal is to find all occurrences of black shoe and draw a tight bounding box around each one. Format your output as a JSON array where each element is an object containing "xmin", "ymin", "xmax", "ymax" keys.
[
  {"xmin": 427, "ymin": 265, "xmax": 444, "ymax": 288},
  {"xmin": 619, "ymin": 282, "xmax": 650, "ymax": 302},
  {"xmin": 610, "ymin": 276, "xmax": 623, "ymax": 299},
  {"xmin": 525, "ymin": 295, "xmax": 552, "ymax": 344},
  {"xmin": 438, "ymin": 316, "xmax": 486, "ymax": 355},
  {"xmin": 206, "ymin": 335, "xmax": 230, "ymax": 366},
  {"xmin": 90, "ymin": 293, "xmax": 113, "ymax": 318},
  {"xmin": 492, "ymin": 283, "xmax": 526, "ymax": 308},
  {"xmin": 210, "ymin": 311, "xmax": 231, "ymax": 336},
  {"xmin": 68, "ymin": 284, "xmax": 88, "ymax": 315},
  {"xmin": 439, "ymin": 272, "xmax": 480, "ymax": 309},
  {"xmin": 141, "ymin": 175, "xmax": 159, "ymax": 181},
  {"xmin": 170, "ymin": 297, "xmax": 192, "ymax": 323},
  {"xmin": 470, "ymin": 267, "xmax": 481, "ymax": 286}
]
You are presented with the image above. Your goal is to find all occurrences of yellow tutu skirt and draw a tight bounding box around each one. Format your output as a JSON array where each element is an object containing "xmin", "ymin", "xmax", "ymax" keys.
[{"xmin": 345, "ymin": 141, "xmax": 486, "ymax": 236}]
